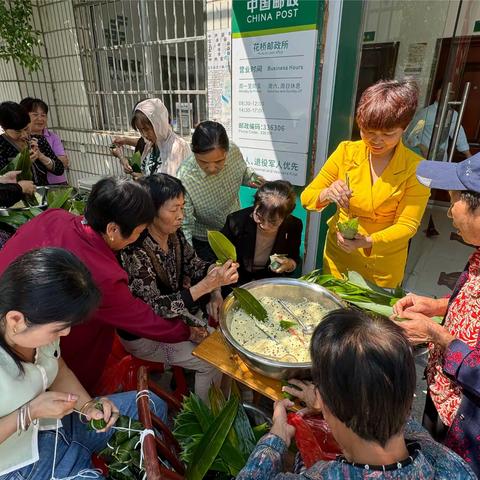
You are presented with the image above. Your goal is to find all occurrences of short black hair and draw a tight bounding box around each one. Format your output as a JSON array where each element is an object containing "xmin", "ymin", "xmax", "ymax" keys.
[
  {"xmin": 0, "ymin": 248, "xmax": 101, "ymax": 374},
  {"xmin": 191, "ymin": 121, "xmax": 229, "ymax": 153},
  {"xmin": 0, "ymin": 101, "xmax": 30, "ymax": 130},
  {"xmin": 460, "ymin": 190, "xmax": 480, "ymax": 212},
  {"xmin": 140, "ymin": 174, "xmax": 186, "ymax": 212},
  {"xmin": 84, "ymin": 177, "xmax": 155, "ymax": 236},
  {"xmin": 254, "ymin": 180, "xmax": 296, "ymax": 222},
  {"xmin": 20, "ymin": 97, "xmax": 49, "ymax": 114},
  {"xmin": 310, "ymin": 309, "xmax": 416, "ymax": 447}
]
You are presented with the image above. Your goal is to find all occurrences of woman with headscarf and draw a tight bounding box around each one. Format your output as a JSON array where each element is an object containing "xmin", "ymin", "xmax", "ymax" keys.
[{"xmin": 129, "ymin": 98, "xmax": 191, "ymax": 177}]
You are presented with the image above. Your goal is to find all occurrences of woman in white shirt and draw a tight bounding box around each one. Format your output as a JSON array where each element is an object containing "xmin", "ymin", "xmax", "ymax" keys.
[{"xmin": 0, "ymin": 247, "xmax": 167, "ymax": 479}]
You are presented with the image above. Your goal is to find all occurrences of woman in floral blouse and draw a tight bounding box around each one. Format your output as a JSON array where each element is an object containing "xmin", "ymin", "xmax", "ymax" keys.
[
  {"xmin": 120, "ymin": 173, "xmax": 238, "ymax": 402},
  {"xmin": 393, "ymin": 155, "xmax": 480, "ymax": 476}
]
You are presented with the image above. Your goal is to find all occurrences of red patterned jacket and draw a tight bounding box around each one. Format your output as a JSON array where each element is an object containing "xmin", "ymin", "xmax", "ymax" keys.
[{"xmin": 441, "ymin": 253, "xmax": 480, "ymax": 476}]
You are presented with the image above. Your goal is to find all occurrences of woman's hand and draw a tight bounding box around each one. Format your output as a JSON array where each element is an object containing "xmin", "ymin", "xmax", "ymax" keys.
[
  {"xmin": 112, "ymin": 136, "xmax": 128, "ymax": 146},
  {"xmin": 271, "ymin": 256, "xmax": 296, "ymax": 274},
  {"xmin": 83, "ymin": 397, "xmax": 119, "ymax": 432},
  {"xmin": 336, "ymin": 232, "xmax": 372, "ymax": 253},
  {"xmin": 394, "ymin": 310, "xmax": 454, "ymax": 348},
  {"xmin": 131, "ymin": 172, "xmax": 143, "ymax": 181},
  {"xmin": 204, "ymin": 260, "xmax": 239, "ymax": 290},
  {"xmin": 189, "ymin": 326, "xmax": 209, "ymax": 343},
  {"xmin": 19, "ymin": 180, "xmax": 36, "ymax": 195},
  {"xmin": 392, "ymin": 294, "xmax": 447, "ymax": 319},
  {"xmin": 120, "ymin": 157, "xmax": 133, "ymax": 174},
  {"xmin": 282, "ymin": 379, "xmax": 317, "ymax": 408},
  {"xmin": 206, "ymin": 289, "xmax": 223, "ymax": 321},
  {"xmin": 29, "ymin": 391, "xmax": 79, "ymax": 420},
  {"xmin": 270, "ymin": 399, "xmax": 296, "ymax": 447},
  {"xmin": 0, "ymin": 170, "xmax": 21, "ymax": 184},
  {"xmin": 320, "ymin": 180, "xmax": 352, "ymax": 209},
  {"xmin": 29, "ymin": 138, "xmax": 40, "ymax": 162}
]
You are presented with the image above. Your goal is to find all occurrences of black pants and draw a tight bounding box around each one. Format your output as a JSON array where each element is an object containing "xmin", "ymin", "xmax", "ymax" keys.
[{"xmin": 422, "ymin": 393, "xmax": 449, "ymax": 442}]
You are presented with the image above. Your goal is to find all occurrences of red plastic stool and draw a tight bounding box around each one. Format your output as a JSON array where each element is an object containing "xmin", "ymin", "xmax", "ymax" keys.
[{"xmin": 95, "ymin": 335, "xmax": 188, "ymax": 401}]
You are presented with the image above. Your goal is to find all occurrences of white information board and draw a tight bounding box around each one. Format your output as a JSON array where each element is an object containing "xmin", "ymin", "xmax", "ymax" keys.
[{"xmin": 232, "ymin": 29, "xmax": 317, "ymax": 186}]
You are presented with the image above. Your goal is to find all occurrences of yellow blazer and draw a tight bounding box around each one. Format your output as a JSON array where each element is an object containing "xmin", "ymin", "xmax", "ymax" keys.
[{"xmin": 301, "ymin": 140, "xmax": 430, "ymax": 287}]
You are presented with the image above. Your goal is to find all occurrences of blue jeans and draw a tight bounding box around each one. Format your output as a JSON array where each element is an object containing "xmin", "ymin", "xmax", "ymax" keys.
[{"xmin": 2, "ymin": 391, "xmax": 167, "ymax": 480}]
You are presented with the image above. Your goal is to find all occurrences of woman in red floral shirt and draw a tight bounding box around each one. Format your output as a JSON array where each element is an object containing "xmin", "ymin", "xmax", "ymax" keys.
[{"xmin": 393, "ymin": 154, "xmax": 480, "ymax": 476}]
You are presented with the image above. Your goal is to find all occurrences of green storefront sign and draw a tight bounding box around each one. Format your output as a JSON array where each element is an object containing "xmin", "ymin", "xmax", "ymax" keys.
[{"xmin": 232, "ymin": 0, "xmax": 321, "ymax": 37}]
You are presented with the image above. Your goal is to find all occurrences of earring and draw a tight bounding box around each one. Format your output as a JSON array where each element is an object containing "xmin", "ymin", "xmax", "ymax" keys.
[
  {"xmin": 13, "ymin": 327, "xmax": 17, "ymax": 334},
  {"xmin": 110, "ymin": 237, "xmax": 114, "ymax": 242}
]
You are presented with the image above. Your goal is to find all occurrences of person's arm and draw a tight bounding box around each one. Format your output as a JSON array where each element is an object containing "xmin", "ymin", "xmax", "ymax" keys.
[
  {"xmin": 37, "ymin": 137, "xmax": 64, "ymax": 175},
  {"xmin": 181, "ymin": 190, "xmax": 195, "ymax": 244},
  {"xmin": 286, "ymin": 217, "xmax": 302, "ymax": 265},
  {"xmin": 237, "ymin": 400, "xmax": 300, "ymax": 480},
  {"xmin": 367, "ymin": 172, "xmax": 430, "ymax": 254},
  {"xmin": 442, "ymin": 339, "xmax": 480, "ymax": 399},
  {"xmin": 300, "ymin": 142, "xmax": 344, "ymax": 211},
  {"xmin": 48, "ymin": 132, "xmax": 69, "ymax": 168},
  {"xmin": 455, "ymin": 126, "xmax": 471, "ymax": 158},
  {"xmin": 121, "ymin": 248, "xmax": 199, "ymax": 318}
]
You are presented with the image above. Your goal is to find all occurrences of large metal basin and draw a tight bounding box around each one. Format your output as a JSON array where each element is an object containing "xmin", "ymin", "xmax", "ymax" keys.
[{"xmin": 219, "ymin": 278, "xmax": 345, "ymax": 380}]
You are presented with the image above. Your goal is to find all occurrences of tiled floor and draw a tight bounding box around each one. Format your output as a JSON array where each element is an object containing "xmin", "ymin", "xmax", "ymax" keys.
[{"xmin": 404, "ymin": 202, "xmax": 475, "ymax": 298}]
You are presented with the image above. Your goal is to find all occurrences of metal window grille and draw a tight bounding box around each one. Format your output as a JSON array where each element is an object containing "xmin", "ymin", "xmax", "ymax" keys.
[{"xmin": 73, "ymin": 0, "xmax": 207, "ymax": 135}]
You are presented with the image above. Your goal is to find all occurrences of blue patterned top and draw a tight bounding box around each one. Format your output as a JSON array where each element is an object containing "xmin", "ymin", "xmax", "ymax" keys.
[{"xmin": 237, "ymin": 419, "xmax": 476, "ymax": 479}]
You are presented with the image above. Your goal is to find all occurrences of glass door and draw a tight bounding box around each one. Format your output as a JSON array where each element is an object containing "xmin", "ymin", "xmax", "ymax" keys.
[{"xmin": 356, "ymin": 0, "xmax": 480, "ymax": 299}]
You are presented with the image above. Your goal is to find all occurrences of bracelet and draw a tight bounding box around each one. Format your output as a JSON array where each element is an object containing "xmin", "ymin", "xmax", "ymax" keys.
[
  {"xmin": 80, "ymin": 399, "xmax": 96, "ymax": 415},
  {"xmin": 16, "ymin": 402, "xmax": 36, "ymax": 435}
]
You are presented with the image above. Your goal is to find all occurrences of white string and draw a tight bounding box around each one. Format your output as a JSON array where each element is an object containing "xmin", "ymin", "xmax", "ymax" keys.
[
  {"xmin": 135, "ymin": 428, "xmax": 155, "ymax": 470},
  {"xmin": 50, "ymin": 422, "xmax": 154, "ymax": 479},
  {"xmin": 50, "ymin": 425, "xmax": 103, "ymax": 480},
  {"xmin": 136, "ymin": 389, "xmax": 157, "ymax": 413}
]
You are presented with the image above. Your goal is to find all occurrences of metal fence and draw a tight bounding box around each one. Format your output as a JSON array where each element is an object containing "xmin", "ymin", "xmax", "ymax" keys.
[{"xmin": 73, "ymin": 0, "xmax": 207, "ymax": 135}]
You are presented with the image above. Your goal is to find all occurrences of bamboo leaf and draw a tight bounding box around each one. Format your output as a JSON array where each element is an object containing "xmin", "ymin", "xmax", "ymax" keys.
[
  {"xmin": 47, "ymin": 187, "xmax": 73, "ymax": 209},
  {"xmin": 129, "ymin": 151, "xmax": 142, "ymax": 173},
  {"xmin": 337, "ymin": 217, "xmax": 358, "ymax": 239},
  {"xmin": 186, "ymin": 396, "xmax": 239, "ymax": 480},
  {"xmin": 230, "ymin": 382, "xmax": 256, "ymax": 457},
  {"xmin": 233, "ymin": 287, "xmax": 268, "ymax": 323},
  {"xmin": 208, "ymin": 230, "xmax": 237, "ymax": 263},
  {"xmin": 15, "ymin": 148, "xmax": 32, "ymax": 181},
  {"xmin": 279, "ymin": 319, "xmax": 297, "ymax": 330}
]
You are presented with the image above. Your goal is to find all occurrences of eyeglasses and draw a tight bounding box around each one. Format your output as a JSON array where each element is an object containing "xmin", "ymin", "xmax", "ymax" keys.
[{"xmin": 253, "ymin": 209, "xmax": 283, "ymax": 227}]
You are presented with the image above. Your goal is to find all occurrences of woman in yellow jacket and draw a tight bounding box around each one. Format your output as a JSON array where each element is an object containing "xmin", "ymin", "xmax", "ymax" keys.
[{"xmin": 301, "ymin": 80, "xmax": 430, "ymax": 288}]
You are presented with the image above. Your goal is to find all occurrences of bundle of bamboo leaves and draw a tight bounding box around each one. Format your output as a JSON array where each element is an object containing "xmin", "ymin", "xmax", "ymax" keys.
[
  {"xmin": 301, "ymin": 270, "xmax": 443, "ymax": 323},
  {"xmin": 96, "ymin": 415, "xmax": 147, "ymax": 480},
  {"xmin": 0, "ymin": 187, "xmax": 87, "ymax": 229},
  {"xmin": 174, "ymin": 383, "xmax": 269, "ymax": 480}
]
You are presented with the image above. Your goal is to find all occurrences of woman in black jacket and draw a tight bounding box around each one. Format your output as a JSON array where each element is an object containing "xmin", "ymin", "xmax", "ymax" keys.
[{"xmin": 221, "ymin": 180, "xmax": 303, "ymax": 285}]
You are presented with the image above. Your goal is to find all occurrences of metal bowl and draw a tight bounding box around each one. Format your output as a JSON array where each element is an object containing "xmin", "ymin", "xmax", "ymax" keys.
[
  {"xmin": 219, "ymin": 278, "xmax": 345, "ymax": 380},
  {"xmin": 0, "ymin": 186, "xmax": 48, "ymax": 215}
]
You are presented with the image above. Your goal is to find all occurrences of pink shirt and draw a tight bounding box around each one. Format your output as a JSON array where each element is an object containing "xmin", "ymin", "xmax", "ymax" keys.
[{"xmin": 43, "ymin": 128, "xmax": 67, "ymax": 184}]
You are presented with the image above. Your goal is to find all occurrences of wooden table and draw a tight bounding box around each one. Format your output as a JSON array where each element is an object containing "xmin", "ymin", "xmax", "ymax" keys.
[{"xmin": 193, "ymin": 330, "xmax": 302, "ymax": 410}]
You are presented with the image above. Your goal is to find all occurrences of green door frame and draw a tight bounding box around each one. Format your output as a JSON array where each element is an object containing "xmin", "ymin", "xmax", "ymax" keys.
[{"xmin": 303, "ymin": 0, "xmax": 365, "ymax": 272}]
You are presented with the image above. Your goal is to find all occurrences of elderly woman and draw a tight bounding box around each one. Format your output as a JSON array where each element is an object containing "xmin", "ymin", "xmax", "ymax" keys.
[
  {"xmin": 177, "ymin": 121, "xmax": 263, "ymax": 260},
  {"xmin": 121, "ymin": 98, "xmax": 191, "ymax": 177},
  {"xmin": 120, "ymin": 174, "xmax": 238, "ymax": 402},
  {"xmin": 221, "ymin": 180, "xmax": 303, "ymax": 285},
  {"xmin": 0, "ymin": 102, "xmax": 64, "ymax": 185},
  {"xmin": 20, "ymin": 97, "xmax": 69, "ymax": 185},
  {"xmin": 0, "ymin": 248, "xmax": 166, "ymax": 479},
  {"xmin": 393, "ymin": 154, "xmax": 480, "ymax": 476},
  {"xmin": 237, "ymin": 310, "xmax": 475, "ymax": 479},
  {"xmin": 0, "ymin": 177, "xmax": 197, "ymax": 394},
  {"xmin": 301, "ymin": 80, "xmax": 430, "ymax": 288}
]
